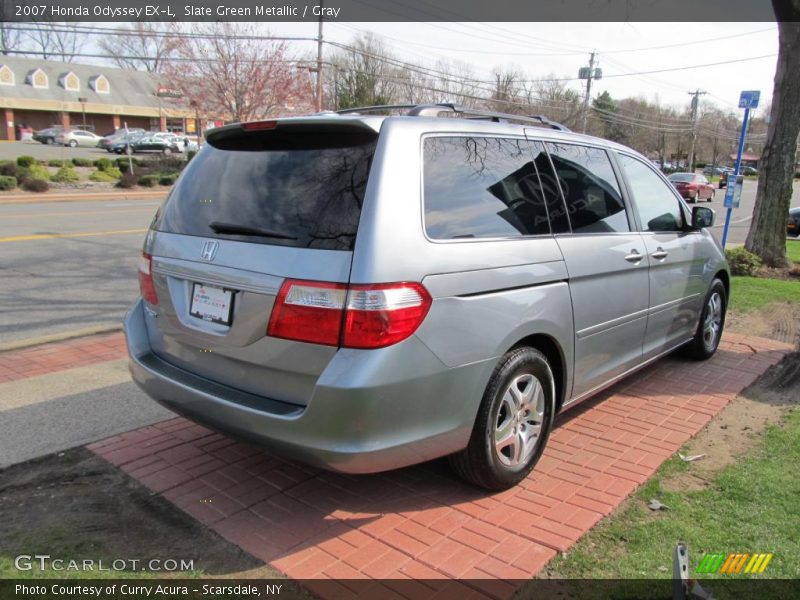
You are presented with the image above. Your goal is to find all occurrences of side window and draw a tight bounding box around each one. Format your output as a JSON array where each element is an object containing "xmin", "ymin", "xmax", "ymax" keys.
[
  {"xmin": 423, "ymin": 136, "xmax": 551, "ymax": 239},
  {"xmin": 617, "ymin": 154, "xmax": 684, "ymax": 232},
  {"xmin": 545, "ymin": 143, "xmax": 629, "ymax": 233}
]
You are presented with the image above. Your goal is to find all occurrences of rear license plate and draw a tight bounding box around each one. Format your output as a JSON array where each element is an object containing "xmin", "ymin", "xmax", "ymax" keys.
[{"xmin": 190, "ymin": 283, "xmax": 234, "ymax": 325}]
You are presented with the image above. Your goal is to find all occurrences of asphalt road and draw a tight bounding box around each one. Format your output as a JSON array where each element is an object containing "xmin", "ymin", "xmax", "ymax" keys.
[
  {"xmin": 0, "ymin": 197, "xmax": 162, "ymax": 345},
  {"xmin": 704, "ymin": 178, "xmax": 800, "ymax": 245}
]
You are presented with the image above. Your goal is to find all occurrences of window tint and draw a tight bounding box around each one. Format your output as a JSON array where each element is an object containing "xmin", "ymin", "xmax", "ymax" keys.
[
  {"xmin": 423, "ymin": 136, "xmax": 551, "ymax": 239},
  {"xmin": 618, "ymin": 154, "xmax": 684, "ymax": 232},
  {"xmin": 545, "ymin": 143, "xmax": 629, "ymax": 233},
  {"xmin": 156, "ymin": 135, "xmax": 376, "ymax": 250}
]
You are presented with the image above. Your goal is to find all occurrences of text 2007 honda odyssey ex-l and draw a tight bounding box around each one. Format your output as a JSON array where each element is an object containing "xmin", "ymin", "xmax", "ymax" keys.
[{"xmin": 125, "ymin": 104, "xmax": 728, "ymax": 490}]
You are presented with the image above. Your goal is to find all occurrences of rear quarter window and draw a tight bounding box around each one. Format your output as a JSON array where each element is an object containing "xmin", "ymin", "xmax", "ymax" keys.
[{"xmin": 423, "ymin": 136, "xmax": 552, "ymax": 239}]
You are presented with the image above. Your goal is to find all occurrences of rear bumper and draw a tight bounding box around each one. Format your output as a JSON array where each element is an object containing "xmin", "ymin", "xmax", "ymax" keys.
[{"xmin": 124, "ymin": 299, "xmax": 491, "ymax": 474}]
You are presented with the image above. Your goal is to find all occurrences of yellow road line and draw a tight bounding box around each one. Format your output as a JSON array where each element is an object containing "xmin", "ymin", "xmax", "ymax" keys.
[
  {"xmin": 0, "ymin": 228, "xmax": 147, "ymax": 243},
  {"xmin": 1, "ymin": 207, "xmax": 156, "ymax": 219}
]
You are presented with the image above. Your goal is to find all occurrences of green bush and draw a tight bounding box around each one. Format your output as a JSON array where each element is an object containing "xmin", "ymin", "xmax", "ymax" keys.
[
  {"xmin": 89, "ymin": 166, "xmax": 123, "ymax": 182},
  {"xmin": 186, "ymin": 150, "xmax": 197, "ymax": 162},
  {"xmin": 93, "ymin": 157, "xmax": 114, "ymax": 171},
  {"xmin": 47, "ymin": 159, "xmax": 65, "ymax": 167},
  {"xmin": 0, "ymin": 175, "xmax": 17, "ymax": 190},
  {"xmin": 726, "ymin": 246, "xmax": 763, "ymax": 277},
  {"xmin": 70, "ymin": 158, "xmax": 93, "ymax": 168},
  {"xmin": 158, "ymin": 174, "xmax": 177, "ymax": 186},
  {"xmin": 24, "ymin": 163, "xmax": 51, "ymax": 181},
  {"xmin": 695, "ymin": 161, "xmax": 706, "ymax": 169},
  {"xmin": 116, "ymin": 172, "xmax": 137, "ymax": 188},
  {"xmin": 22, "ymin": 178, "xmax": 49, "ymax": 192},
  {"xmin": 16, "ymin": 155, "xmax": 36, "ymax": 168},
  {"xmin": 51, "ymin": 166, "xmax": 80, "ymax": 183},
  {"xmin": 89, "ymin": 170, "xmax": 115, "ymax": 182},
  {"xmin": 137, "ymin": 174, "xmax": 160, "ymax": 187},
  {"xmin": 116, "ymin": 157, "xmax": 140, "ymax": 171}
]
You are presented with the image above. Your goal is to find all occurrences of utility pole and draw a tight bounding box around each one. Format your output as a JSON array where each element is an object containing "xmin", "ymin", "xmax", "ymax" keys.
[
  {"xmin": 687, "ymin": 89, "xmax": 707, "ymax": 172},
  {"xmin": 579, "ymin": 51, "xmax": 601, "ymax": 134},
  {"xmin": 315, "ymin": 4, "xmax": 324, "ymax": 112}
]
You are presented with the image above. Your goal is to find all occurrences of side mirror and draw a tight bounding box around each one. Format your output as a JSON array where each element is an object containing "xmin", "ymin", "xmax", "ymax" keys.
[{"xmin": 692, "ymin": 206, "xmax": 715, "ymax": 229}]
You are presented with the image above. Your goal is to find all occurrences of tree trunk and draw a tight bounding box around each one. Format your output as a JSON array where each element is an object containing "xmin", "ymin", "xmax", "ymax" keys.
[{"xmin": 745, "ymin": 15, "xmax": 800, "ymax": 267}]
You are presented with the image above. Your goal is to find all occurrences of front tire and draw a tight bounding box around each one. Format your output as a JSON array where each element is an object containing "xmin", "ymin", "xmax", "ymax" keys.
[
  {"xmin": 449, "ymin": 347, "xmax": 556, "ymax": 490},
  {"xmin": 682, "ymin": 278, "xmax": 727, "ymax": 360}
]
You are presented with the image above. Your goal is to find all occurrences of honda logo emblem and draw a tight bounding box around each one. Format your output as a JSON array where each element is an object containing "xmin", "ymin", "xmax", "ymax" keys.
[{"xmin": 200, "ymin": 240, "xmax": 219, "ymax": 261}]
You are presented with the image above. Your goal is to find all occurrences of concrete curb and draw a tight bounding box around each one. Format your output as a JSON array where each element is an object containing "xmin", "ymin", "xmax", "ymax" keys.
[
  {"xmin": 0, "ymin": 190, "xmax": 166, "ymax": 205},
  {"xmin": 0, "ymin": 324, "xmax": 123, "ymax": 354}
]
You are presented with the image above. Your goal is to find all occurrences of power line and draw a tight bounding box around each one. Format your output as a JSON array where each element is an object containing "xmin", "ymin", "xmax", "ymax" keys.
[{"xmin": 601, "ymin": 26, "xmax": 776, "ymax": 54}]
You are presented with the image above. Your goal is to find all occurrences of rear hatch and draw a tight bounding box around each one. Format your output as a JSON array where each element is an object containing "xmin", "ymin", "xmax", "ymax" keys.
[{"xmin": 141, "ymin": 118, "xmax": 379, "ymax": 407}]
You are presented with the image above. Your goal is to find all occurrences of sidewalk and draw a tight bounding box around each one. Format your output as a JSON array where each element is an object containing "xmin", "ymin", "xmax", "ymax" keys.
[{"xmin": 1, "ymin": 331, "xmax": 791, "ymax": 597}]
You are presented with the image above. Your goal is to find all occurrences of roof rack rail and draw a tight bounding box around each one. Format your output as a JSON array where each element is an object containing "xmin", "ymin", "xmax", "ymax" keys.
[
  {"xmin": 335, "ymin": 103, "xmax": 570, "ymax": 132},
  {"xmin": 335, "ymin": 104, "xmax": 419, "ymax": 115}
]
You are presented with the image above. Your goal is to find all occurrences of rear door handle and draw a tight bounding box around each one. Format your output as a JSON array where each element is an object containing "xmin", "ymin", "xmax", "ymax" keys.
[
  {"xmin": 624, "ymin": 250, "xmax": 643, "ymax": 263},
  {"xmin": 651, "ymin": 247, "xmax": 669, "ymax": 260}
]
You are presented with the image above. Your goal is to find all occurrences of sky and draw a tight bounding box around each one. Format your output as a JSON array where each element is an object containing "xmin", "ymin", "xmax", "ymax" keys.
[{"xmin": 260, "ymin": 21, "xmax": 779, "ymax": 116}]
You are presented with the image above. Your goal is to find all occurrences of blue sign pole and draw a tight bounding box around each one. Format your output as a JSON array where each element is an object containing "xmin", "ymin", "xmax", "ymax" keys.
[{"xmin": 721, "ymin": 91, "xmax": 759, "ymax": 248}]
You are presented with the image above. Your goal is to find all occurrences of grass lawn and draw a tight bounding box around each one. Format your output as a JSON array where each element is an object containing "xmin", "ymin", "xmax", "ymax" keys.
[
  {"xmin": 545, "ymin": 409, "xmax": 800, "ymax": 582},
  {"xmin": 729, "ymin": 277, "xmax": 799, "ymax": 313},
  {"xmin": 786, "ymin": 239, "xmax": 800, "ymax": 264},
  {"xmin": 727, "ymin": 242, "xmax": 800, "ymax": 313}
]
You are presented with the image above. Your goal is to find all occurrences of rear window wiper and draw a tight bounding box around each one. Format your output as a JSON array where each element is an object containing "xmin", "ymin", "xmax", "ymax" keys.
[{"xmin": 209, "ymin": 221, "xmax": 298, "ymax": 241}]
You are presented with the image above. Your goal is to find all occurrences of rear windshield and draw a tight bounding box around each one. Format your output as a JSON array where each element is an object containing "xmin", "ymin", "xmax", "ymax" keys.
[
  {"xmin": 156, "ymin": 131, "xmax": 376, "ymax": 251},
  {"xmin": 668, "ymin": 173, "xmax": 694, "ymax": 182}
]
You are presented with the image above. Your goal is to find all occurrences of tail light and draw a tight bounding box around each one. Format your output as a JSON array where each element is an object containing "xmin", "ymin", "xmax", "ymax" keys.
[
  {"xmin": 267, "ymin": 280, "xmax": 432, "ymax": 349},
  {"xmin": 267, "ymin": 281, "xmax": 347, "ymax": 346},
  {"xmin": 138, "ymin": 252, "xmax": 159, "ymax": 305}
]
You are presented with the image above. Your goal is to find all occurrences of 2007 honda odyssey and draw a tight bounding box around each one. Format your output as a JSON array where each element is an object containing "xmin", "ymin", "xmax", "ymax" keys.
[{"xmin": 125, "ymin": 104, "xmax": 729, "ymax": 490}]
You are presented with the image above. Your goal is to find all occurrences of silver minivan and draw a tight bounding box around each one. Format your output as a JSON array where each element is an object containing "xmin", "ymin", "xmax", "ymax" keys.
[{"xmin": 125, "ymin": 104, "xmax": 728, "ymax": 490}]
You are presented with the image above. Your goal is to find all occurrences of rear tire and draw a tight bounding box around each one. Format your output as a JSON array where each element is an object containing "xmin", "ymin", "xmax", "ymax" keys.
[
  {"xmin": 682, "ymin": 278, "xmax": 727, "ymax": 360},
  {"xmin": 68, "ymin": 140, "xmax": 77, "ymax": 148},
  {"xmin": 449, "ymin": 347, "xmax": 555, "ymax": 490}
]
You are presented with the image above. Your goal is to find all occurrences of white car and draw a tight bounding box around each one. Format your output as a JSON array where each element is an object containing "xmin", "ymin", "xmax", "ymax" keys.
[{"xmin": 56, "ymin": 129, "xmax": 104, "ymax": 148}]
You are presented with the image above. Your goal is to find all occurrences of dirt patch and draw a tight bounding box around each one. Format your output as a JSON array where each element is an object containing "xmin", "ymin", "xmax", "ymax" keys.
[
  {"xmin": 756, "ymin": 264, "xmax": 800, "ymax": 281},
  {"xmin": 726, "ymin": 301, "xmax": 799, "ymax": 349},
  {"xmin": 0, "ymin": 447, "xmax": 277, "ymax": 578},
  {"xmin": 663, "ymin": 351, "xmax": 800, "ymax": 492}
]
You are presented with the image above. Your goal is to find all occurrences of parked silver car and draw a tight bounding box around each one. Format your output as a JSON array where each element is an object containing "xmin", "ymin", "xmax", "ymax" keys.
[
  {"xmin": 56, "ymin": 129, "xmax": 104, "ymax": 147},
  {"xmin": 125, "ymin": 104, "xmax": 729, "ymax": 490}
]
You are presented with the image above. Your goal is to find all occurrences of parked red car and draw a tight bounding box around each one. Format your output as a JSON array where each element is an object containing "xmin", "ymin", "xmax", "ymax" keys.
[{"xmin": 667, "ymin": 172, "xmax": 715, "ymax": 203}]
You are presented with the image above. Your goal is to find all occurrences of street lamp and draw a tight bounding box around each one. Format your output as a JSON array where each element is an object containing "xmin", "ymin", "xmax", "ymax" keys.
[{"xmin": 77, "ymin": 96, "xmax": 88, "ymax": 129}]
